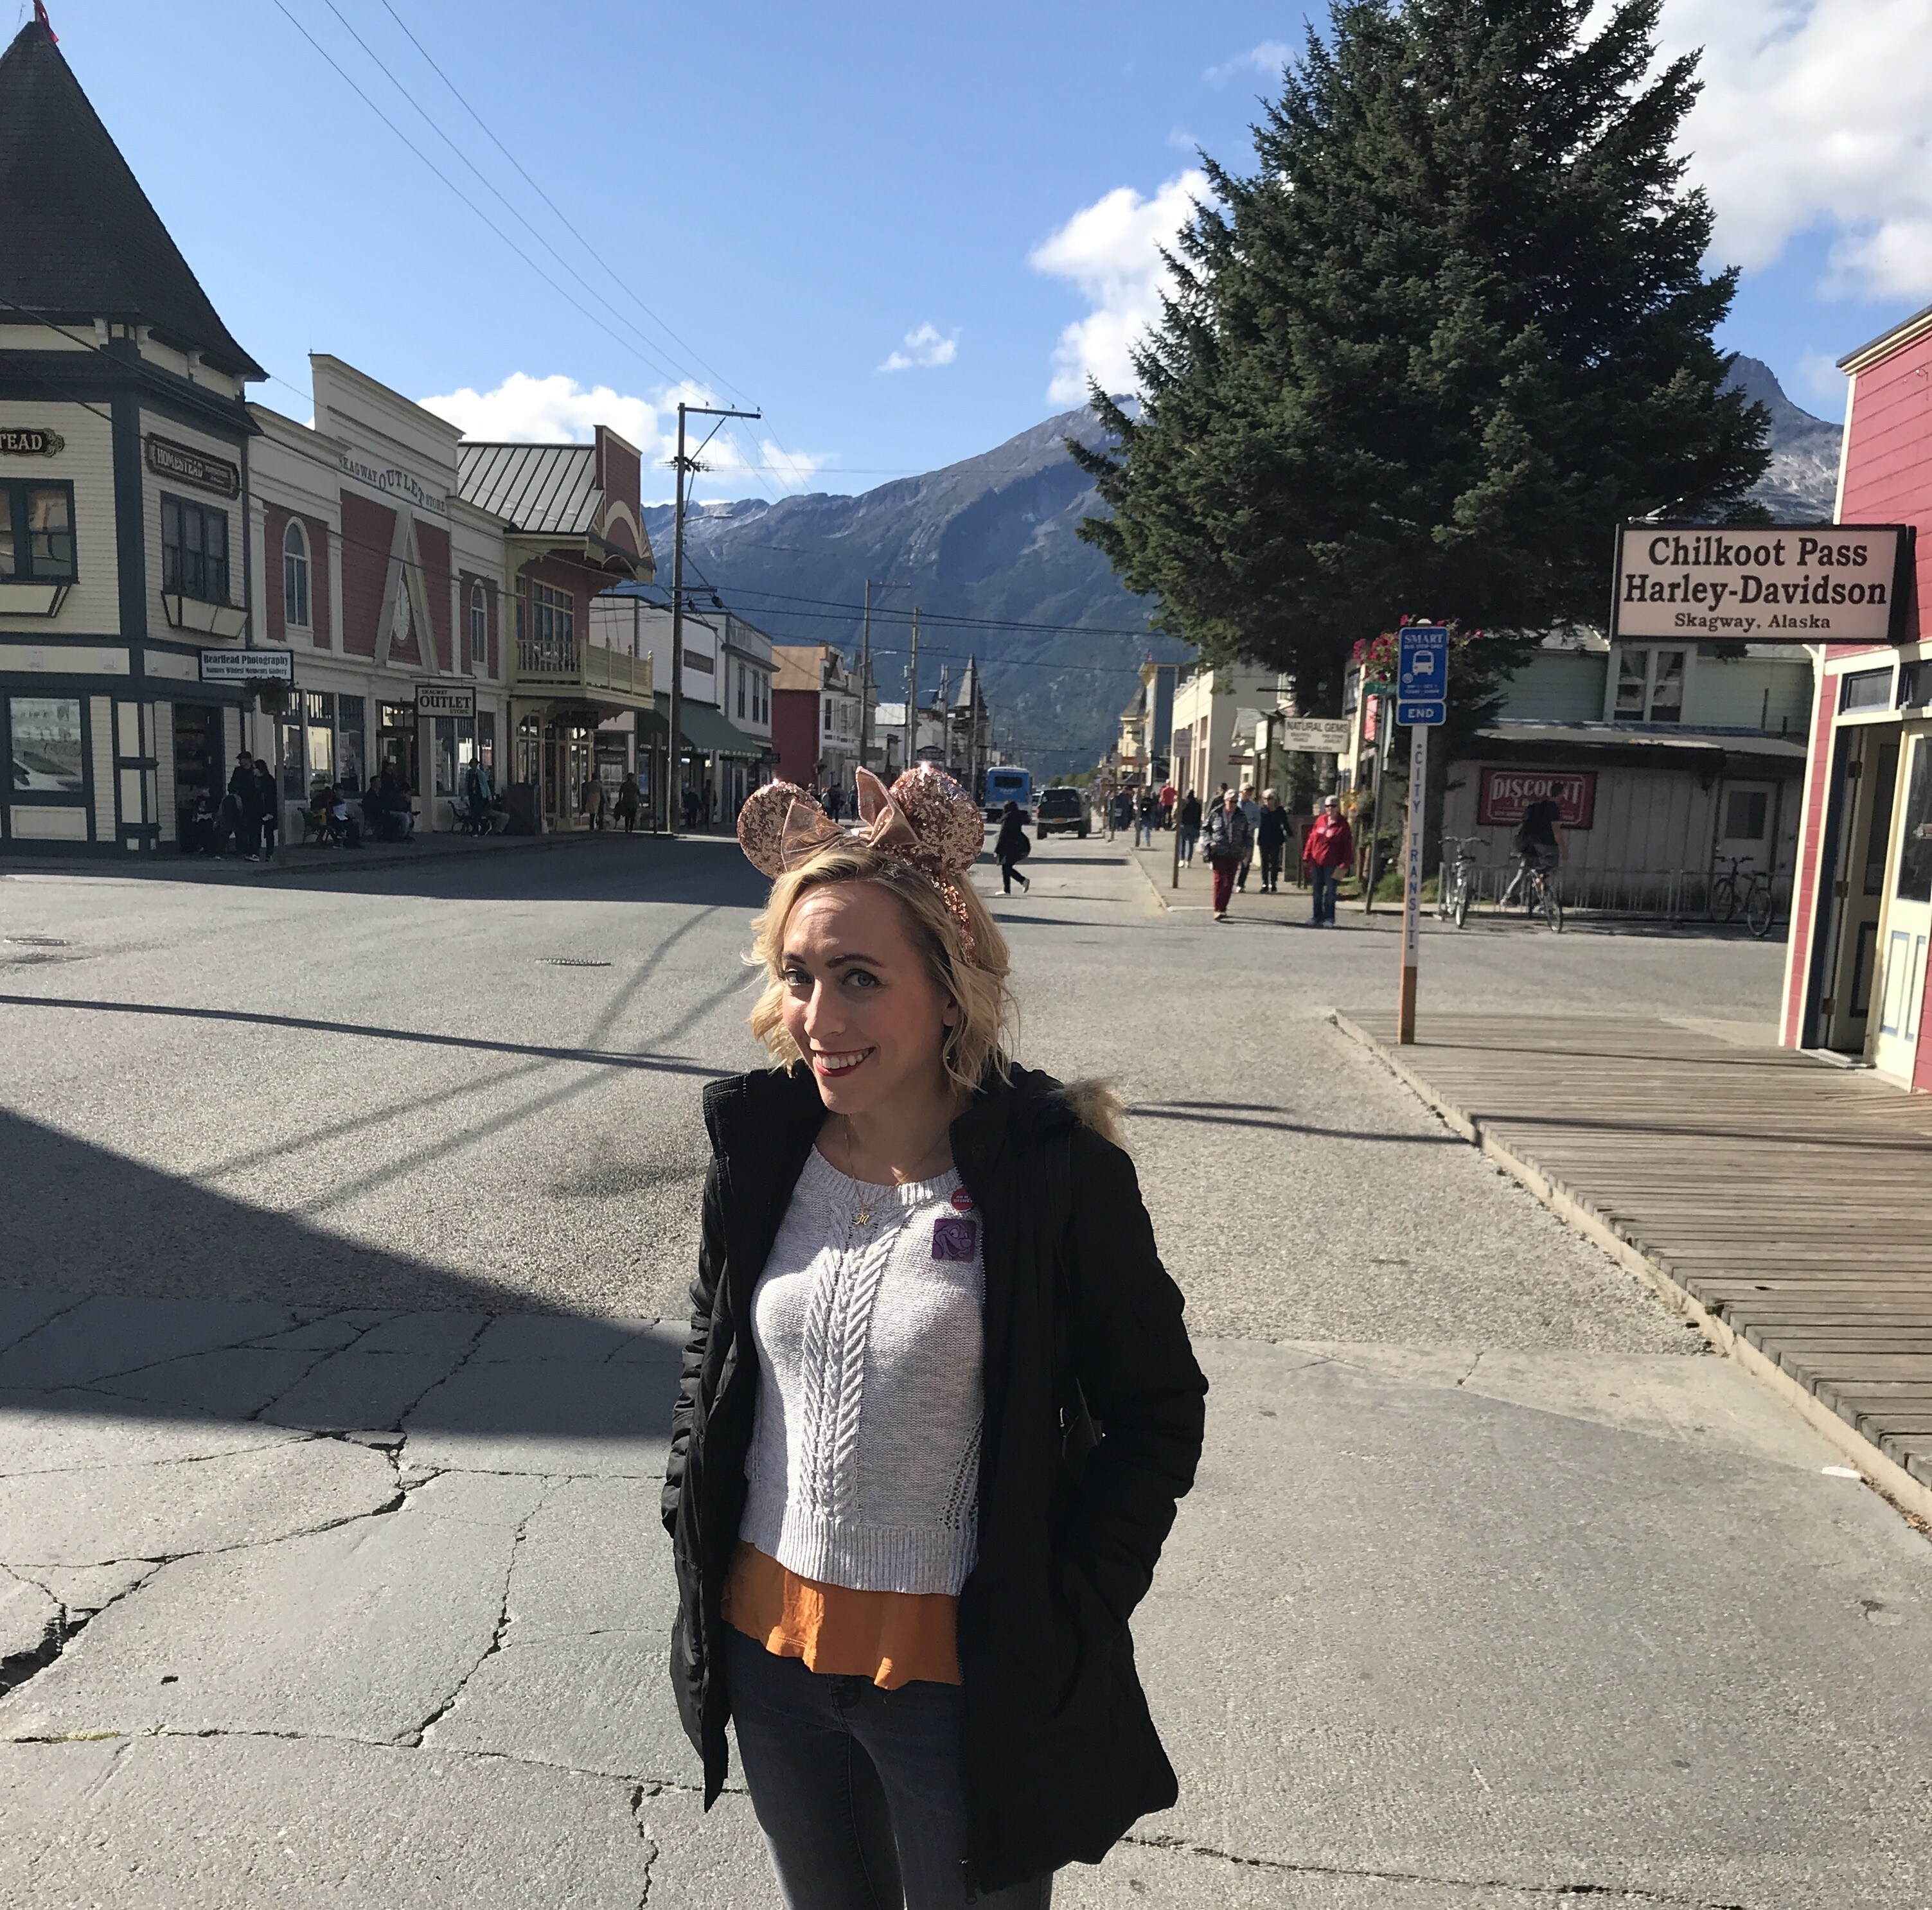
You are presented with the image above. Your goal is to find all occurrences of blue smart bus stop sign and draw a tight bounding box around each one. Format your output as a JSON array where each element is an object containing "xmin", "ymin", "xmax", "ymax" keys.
[{"xmin": 1396, "ymin": 624, "xmax": 1449, "ymax": 725}]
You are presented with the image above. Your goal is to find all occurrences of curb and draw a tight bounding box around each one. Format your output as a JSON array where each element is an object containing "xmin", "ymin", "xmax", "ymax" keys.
[
  {"xmin": 1128, "ymin": 846, "xmax": 1171, "ymax": 912},
  {"xmin": 260, "ymin": 829, "xmax": 616, "ymax": 881},
  {"xmin": 1329, "ymin": 1006, "xmax": 1932, "ymax": 1532}
]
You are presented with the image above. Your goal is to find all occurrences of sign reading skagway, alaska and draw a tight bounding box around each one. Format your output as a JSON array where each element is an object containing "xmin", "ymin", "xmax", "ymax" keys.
[{"xmin": 1611, "ymin": 522, "xmax": 1914, "ymax": 644}]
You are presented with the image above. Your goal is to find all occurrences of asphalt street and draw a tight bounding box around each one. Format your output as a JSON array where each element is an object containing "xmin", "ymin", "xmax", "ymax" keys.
[{"xmin": 1, "ymin": 834, "xmax": 1924, "ymax": 1907}]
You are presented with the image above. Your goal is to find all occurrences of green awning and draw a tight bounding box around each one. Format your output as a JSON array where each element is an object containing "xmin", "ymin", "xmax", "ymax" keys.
[{"xmin": 653, "ymin": 693, "xmax": 771, "ymax": 757}]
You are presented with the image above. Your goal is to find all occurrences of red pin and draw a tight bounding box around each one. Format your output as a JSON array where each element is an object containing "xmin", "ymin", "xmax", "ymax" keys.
[{"xmin": 950, "ymin": 1187, "xmax": 974, "ymax": 1212}]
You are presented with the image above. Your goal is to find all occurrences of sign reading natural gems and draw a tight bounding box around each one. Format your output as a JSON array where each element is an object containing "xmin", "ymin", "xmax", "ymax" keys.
[
  {"xmin": 1276, "ymin": 717, "xmax": 1352, "ymax": 754},
  {"xmin": 1611, "ymin": 522, "xmax": 1914, "ymax": 644},
  {"xmin": 0, "ymin": 427, "xmax": 64, "ymax": 457},
  {"xmin": 146, "ymin": 434, "xmax": 241, "ymax": 500}
]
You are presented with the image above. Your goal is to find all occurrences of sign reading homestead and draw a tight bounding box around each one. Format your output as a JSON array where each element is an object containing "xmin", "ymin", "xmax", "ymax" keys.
[
  {"xmin": 1612, "ymin": 523, "xmax": 1913, "ymax": 644},
  {"xmin": 146, "ymin": 434, "xmax": 241, "ymax": 500}
]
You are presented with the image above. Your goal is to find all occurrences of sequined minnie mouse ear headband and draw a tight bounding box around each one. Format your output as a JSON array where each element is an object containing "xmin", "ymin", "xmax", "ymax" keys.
[{"xmin": 736, "ymin": 765, "xmax": 986, "ymax": 961}]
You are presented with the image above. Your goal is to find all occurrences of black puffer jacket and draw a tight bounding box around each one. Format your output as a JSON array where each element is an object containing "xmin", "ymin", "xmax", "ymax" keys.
[{"xmin": 662, "ymin": 1061, "xmax": 1208, "ymax": 1892}]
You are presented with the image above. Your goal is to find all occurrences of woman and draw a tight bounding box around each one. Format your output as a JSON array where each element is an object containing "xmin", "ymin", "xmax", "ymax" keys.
[
  {"xmin": 1255, "ymin": 790, "xmax": 1291, "ymax": 894},
  {"xmin": 252, "ymin": 757, "xmax": 279, "ymax": 859},
  {"xmin": 1176, "ymin": 788, "xmax": 1201, "ymax": 867},
  {"xmin": 993, "ymin": 797, "xmax": 1031, "ymax": 895},
  {"xmin": 1200, "ymin": 788, "xmax": 1252, "ymax": 921},
  {"xmin": 1302, "ymin": 793, "xmax": 1354, "ymax": 928},
  {"xmin": 616, "ymin": 772, "xmax": 641, "ymax": 834},
  {"xmin": 665, "ymin": 765, "xmax": 1207, "ymax": 1907}
]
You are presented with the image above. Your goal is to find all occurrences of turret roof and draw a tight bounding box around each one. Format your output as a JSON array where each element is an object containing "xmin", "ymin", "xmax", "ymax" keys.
[{"xmin": 0, "ymin": 20, "xmax": 262, "ymax": 378}]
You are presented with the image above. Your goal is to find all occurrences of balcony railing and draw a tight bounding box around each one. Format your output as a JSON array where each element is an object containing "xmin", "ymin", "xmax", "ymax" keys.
[{"xmin": 513, "ymin": 639, "xmax": 653, "ymax": 702}]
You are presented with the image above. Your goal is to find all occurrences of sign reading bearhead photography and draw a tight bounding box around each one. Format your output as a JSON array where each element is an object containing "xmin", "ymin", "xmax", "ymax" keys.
[{"xmin": 1611, "ymin": 523, "xmax": 1914, "ymax": 644}]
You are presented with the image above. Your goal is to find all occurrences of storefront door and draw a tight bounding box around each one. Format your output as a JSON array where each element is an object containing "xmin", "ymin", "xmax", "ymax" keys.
[
  {"xmin": 1874, "ymin": 727, "xmax": 1932, "ymax": 1080},
  {"xmin": 1814, "ymin": 726, "xmax": 1900, "ymax": 1052},
  {"xmin": 543, "ymin": 717, "xmax": 594, "ymax": 828}
]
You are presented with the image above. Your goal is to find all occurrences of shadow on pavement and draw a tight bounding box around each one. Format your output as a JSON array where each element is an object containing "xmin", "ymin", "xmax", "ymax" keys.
[{"xmin": 0, "ymin": 995, "xmax": 721, "ymax": 1080}]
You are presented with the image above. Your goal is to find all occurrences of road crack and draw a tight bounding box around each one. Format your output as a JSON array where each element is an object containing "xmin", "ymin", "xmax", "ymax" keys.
[{"xmin": 1121, "ymin": 1834, "xmax": 1753, "ymax": 1908}]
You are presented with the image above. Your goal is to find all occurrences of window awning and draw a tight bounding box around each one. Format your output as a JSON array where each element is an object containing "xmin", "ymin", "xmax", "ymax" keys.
[{"xmin": 649, "ymin": 694, "xmax": 773, "ymax": 757}]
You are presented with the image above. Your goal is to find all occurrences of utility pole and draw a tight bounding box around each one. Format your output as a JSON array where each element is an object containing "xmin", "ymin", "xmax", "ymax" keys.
[
  {"xmin": 668, "ymin": 400, "xmax": 759, "ymax": 833},
  {"xmin": 859, "ymin": 579, "xmax": 908, "ymax": 777},
  {"xmin": 904, "ymin": 607, "xmax": 920, "ymax": 774}
]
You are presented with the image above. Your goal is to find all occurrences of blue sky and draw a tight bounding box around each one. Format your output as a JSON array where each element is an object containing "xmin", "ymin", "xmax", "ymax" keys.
[{"xmin": 32, "ymin": 0, "xmax": 1932, "ymax": 499}]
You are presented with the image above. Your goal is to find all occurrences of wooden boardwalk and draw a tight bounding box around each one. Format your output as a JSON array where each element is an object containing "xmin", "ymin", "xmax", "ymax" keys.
[{"xmin": 1335, "ymin": 1011, "xmax": 1932, "ymax": 1505}]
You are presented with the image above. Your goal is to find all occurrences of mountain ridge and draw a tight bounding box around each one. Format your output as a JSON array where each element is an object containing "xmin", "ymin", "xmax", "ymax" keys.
[{"xmin": 648, "ymin": 360, "xmax": 1840, "ymax": 774}]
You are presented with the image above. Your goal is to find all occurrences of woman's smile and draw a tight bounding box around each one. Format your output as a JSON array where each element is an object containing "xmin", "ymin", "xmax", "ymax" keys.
[{"xmin": 810, "ymin": 1046, "xmax": 873, "ymax": 1076}]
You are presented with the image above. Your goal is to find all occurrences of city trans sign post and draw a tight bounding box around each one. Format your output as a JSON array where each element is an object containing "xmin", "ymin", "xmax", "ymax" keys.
[
  {"xmin": 1396, "ymin": 625, "xmax": 1449, "ymax": 1045},
  {"xmin": 1611, "ymin": 523, "xmax": 1914, "ymax": 644}
]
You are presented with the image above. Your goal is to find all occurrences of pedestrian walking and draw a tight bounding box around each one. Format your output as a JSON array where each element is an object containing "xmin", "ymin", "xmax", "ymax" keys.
[
  {"xmin": 226, "ymin": 750, "xmax": 261, "ymax": 862},
  {"xmin": 993, "ymin": 797, "xmax": 1032, "ymax": 894},
  {"xmin": 581, "ymin": 774, "xmax": 605, "ymax": 831},
  {"xmin": 1177, "ymin": 789, "xmax": 1201, "ymax": 866},
  {"xmin": 1158, "ymin": 778, "xmax": 1176, "ymax": 829},
  {"xmin": 1234, "ymin": 784, "xmax": 1261, "ymax": 891},
  {"xmin": 252, "ymin": 757, "xmax": 278, "ymax": 859},
  {"xmin": 1201, "ymin": 788, "xmax": 1252, "ymax": 921},
  {"xmin": 1256, "ymin": 789, "xmax": 1290, "ymax": 894},
  {"xmin": 1135, "ymin": 788, "xmax": 1158, "ymax": 848},
  {"xmin": 616, "ymin": 772, "xmax": 641, "ymax": 834},
  {"xmin": 666, "ymin": 765, "xmax": 1207, "ymax": 1907},
  {"xmin": 1302, "ymin": 794, "xmax": 1354, "ymax": 926}
]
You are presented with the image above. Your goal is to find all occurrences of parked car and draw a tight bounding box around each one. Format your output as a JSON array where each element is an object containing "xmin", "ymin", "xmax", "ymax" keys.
[{"xmin": 1034, "ymin": 785, "xmax": 1088, "ymax": 839}]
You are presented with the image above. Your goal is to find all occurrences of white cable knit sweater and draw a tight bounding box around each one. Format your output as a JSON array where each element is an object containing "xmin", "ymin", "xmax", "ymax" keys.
[{"xmin": 739, "ymin": 1147, "xmax": 985, "ymax": 1596}]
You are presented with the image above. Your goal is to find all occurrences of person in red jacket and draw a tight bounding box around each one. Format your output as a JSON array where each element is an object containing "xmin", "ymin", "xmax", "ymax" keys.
[{"xmin": 1302, "ymin": 794, "xmax": 1354, "ymax": 927}]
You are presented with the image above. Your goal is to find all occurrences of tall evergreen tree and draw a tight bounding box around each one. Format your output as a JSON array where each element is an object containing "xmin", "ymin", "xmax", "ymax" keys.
[{"xmin": 1072, "ymin": 0, "xmax": 1770, "ymax": 710}]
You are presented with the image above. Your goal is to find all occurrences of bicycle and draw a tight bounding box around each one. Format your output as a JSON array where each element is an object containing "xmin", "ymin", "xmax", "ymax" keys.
[
  {"xmin": 1499, "ymin": 849, "xmax": 1564, "ymax": 931},
  {"xmin": 1709, "ymin": 854, "xmax": 1775, "ymax": 939},
  {"xmin": 1437, "ymin": 834, "xmax": 1480, "ymax": 928}
]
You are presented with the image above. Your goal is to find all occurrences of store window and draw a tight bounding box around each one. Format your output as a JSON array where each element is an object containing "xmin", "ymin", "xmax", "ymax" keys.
[
  {"xmin": 161, "ymin": 495, "xmax": 229, "ymax": 604},
  {"xmin": 433, "ymin": 716, "xmax": 459, "ymax": 798},
  {"xmin": 337, "ymin": 694, "xmax": 366, "ymax": 793},
  {"xmin": 527, "ymin": 579, "xmax": 574, "ymax": 668},
  {"xmin": 305, "ymin": 690, "xmax": 335, "ymax": 791},
  {"xmin": 6, "ymin": 694, "xmax": 85, "ymax": 795},
  {"xmin": 1899, "ymin": 738, "xmax": 1932, "ymax": 905},
  {"xmin": 1615, "ymin": 647, "xmax": 1686, "ymax": 723},
  {"xmin": 283, "ymin": 520, "xmax": 311, "ymax": 629},
  {"xmin": 1842, "ymin": 668, "xmax": 1893, "ymax": 712},
  {"xmin": 477, "ymin": 710, "xmax": 495, "ymax": 774},
  {"xmin": 469, "ymin": 581, "xmax": 487, "ymax": 666},
  {"xmin": 377, "ymin": 701, "xmax": 418, "ymax": 790},
  {"xmin": 0, "ymin": 481, "xmax": 76, "ymax": 581}
]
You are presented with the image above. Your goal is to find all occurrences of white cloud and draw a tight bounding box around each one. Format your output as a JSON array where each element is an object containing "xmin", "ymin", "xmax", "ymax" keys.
[
  {"xmin": 878, "ymin": 323, "xmax": 959, "ymax": 373},
  {"xmin": 1660, "ymin": 0, "xmax": 1932, "ymax": 297},
  {"xmin": 1029, "ymin": 170, "xmax": 1210, "ymax": 405},
  {"xmin": 417, "ymin": 372, "xmax": 826, "ymax": 499},
  {"xmin": 1204, "ymin": 40, "xmax": 1291, "ymax": 84}
]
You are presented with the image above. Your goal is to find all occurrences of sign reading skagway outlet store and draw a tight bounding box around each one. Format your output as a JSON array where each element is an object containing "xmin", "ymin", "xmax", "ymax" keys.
[{"xmin": 1611, "ymin": 522, "xmax": 1915, "ymax": 644}]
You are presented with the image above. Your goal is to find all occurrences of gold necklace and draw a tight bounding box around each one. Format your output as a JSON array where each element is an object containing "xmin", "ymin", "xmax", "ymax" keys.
[{"xmin": 840, "ymin": 1112, "xmax": 952, "ymax": 1225}]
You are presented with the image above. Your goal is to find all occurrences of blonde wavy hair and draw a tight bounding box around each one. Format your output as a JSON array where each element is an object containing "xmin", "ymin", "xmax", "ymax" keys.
[{"xmin": 747, "ymin": 840, "xmax": 1016, "ymax": 1092}]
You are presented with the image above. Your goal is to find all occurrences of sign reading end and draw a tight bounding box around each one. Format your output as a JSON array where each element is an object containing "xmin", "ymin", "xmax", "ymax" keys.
[{"xmin": 1396, "ymin": 624, "xmax": 1449, "ymax": 727}]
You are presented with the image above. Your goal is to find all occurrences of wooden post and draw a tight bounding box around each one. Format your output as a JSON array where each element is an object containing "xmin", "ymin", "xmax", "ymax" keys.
[{"xmin": 1398, "ymin": 721, "xmax": 1427, "ymax": 1043}]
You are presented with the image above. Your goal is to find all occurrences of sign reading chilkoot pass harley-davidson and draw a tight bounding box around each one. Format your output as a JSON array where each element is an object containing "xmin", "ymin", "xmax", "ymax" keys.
[{"xmin": 1611, "ymin": 522, "xmax": 1914, "ymax": 644}]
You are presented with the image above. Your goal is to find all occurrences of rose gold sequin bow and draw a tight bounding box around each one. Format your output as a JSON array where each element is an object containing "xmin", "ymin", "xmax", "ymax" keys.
[{"xmin": 737, "ymin": 765, "xmax": 985, "ymax": 960}]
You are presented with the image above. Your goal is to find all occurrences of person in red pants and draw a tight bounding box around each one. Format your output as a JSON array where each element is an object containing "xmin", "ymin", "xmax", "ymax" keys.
[{"xmin": 1200, "ymin": 788, "xmax": 1253, "ymax": 920}]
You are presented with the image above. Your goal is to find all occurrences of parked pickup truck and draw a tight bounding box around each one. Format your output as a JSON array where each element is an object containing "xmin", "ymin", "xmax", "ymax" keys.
[{"xmin": 1034, "ymin": 786, "xmax": 1088, "ymax": 839}]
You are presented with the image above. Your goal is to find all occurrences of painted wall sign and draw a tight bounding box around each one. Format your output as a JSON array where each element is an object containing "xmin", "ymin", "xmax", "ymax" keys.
[
  {"xmin": 0, "ymin": 427, "xmax": 64, "ymax": 457},
  {"xmin": 1478, "ymin": 767, "xmax": 1597, "ymax": 830},
  {"xmin": 1611, "ymin": 522, "xmax": 1913, "ymax": 644},
  {"xmin": 414, "ymin": 683, "xmax": 475, "ymax": 717},
  {"xmin": 146, "ymin": 434, "xmax": 240, "ymax": 499},
  {"xmin": 199, "ymin": 648, "xmax": 293, "ymax": 683},
  {"xmin": 338, "ymin": 455, "xmax": 447, "ymax": 515}
]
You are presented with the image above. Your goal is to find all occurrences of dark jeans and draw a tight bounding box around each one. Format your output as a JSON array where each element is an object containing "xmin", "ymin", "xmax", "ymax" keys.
[
  {"xmin": 1310, "ymin": 865, "xmax": 1339, "ymax": 923},
  {"xmin": 1000, "ymin": 858, "xmax": 1028, "ymax": 894},
  {"xmin": 727, "ymin": 1629, "xmax": 1053, "ymax": 1909},
  {"xmin": 1259, "ymin": 844, "xmax": 1282, "ymax": 888}
]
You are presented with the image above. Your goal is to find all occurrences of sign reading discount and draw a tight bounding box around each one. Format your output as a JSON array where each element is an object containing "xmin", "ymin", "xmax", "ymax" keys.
[{"xmin": 1477, "ymin": 768, "xmax": 1597, "ymax": 830}]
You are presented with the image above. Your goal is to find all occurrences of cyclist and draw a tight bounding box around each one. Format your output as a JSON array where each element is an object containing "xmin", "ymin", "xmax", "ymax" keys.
[{"xmin": 1503, "ymin": 795, "xmax": 1564, "ymax": 905}]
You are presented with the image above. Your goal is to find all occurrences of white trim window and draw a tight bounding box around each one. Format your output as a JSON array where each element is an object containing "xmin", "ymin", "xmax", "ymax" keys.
[
  {"xmin": 469, "ymin": 579, "xmax": 487, "ymax": 668},
  {"xmin": 282, "ymin": 518, "xmax": 311, "ymax": 630}
]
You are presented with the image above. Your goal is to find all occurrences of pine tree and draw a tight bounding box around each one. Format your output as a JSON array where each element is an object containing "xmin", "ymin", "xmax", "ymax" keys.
[{"xmin": 1072, "ymin": 0, "xmax": 1770, "ymax": 710}]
